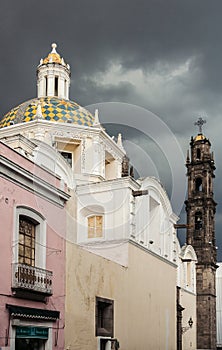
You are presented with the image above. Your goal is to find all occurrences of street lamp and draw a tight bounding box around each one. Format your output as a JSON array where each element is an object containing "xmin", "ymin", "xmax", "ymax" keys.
[{"xmin": 182, "ymin": 317, "xmax": 194, "ymax": 334}]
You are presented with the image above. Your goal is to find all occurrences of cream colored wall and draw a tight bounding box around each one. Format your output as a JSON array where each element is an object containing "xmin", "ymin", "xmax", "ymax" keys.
[
  {"xmin": 65, "ymin": 241, "xmax": 177, "ymax": 350},
  {"xmin": 180, "ymin": 289, "xmax": 196, "ymax": 350}
]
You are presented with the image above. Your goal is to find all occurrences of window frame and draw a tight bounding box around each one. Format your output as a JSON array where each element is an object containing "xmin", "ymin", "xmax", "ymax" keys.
[
  {"xmin": 14, "ymin": 207, "xmax": 46, "ymax": 269},
  {"xmin": 18, "ymin": 216, "xmax": 36, "ymax": 266},
  {"xmin": 196, "ymin": 148, "xmax": 201, "ymax": 160},
  {"xmin": 60, "ymin": 151, "xmax": 73, "ymax": 168},
  {"xmin": 87, "ymin": 215, "xmax": 103, "ymax": 239},
  {"xmin": 195, "ymin": 177, "xmax": 203, "ymax": 192},
  {"xmin": 95, "ymin": 296, "xmax": 114, "ymax": 338},
  {"xmin": 195, "ymin": 211, "xmax": 203, "ymax": 231},
  {"xmin": 54, "ymin": 76, "xmax": 59, "ymax": 96}
]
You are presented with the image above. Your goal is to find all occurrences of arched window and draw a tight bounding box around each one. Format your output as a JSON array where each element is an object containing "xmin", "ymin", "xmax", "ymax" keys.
[
  {"xmin": 195, "ymin": 211, "xmax": 202, "ymax": 230},
  {"xmin": 45, "ymin": 76, "xmax": 48, "ymax": 96},
  {"xmin": 186, "ymin": 261, "xmax": 191, "ymax": 287},
  {"xmin": 55, "ymin": 76, "xmax": 59, "ymax": 96},
  {"xmin": 195, "ymin": 177, "xmax": 203, "ymax": 192},
  {"xmin": 196, "ymin": 148, "xmax": 201, "ymax": 159},
  {"xmin": 209, "ymin": 177, "xmax": 211, "ymax": 193}
]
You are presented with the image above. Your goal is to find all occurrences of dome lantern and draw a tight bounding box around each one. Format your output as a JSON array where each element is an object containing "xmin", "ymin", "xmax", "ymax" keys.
[
  {"xmin": 37, "ymin": 43, "xmax": 71, "ymax": 100},
  {"xmin": 0, "ymin": 44, "xmax": 95, "ymax": 129}
]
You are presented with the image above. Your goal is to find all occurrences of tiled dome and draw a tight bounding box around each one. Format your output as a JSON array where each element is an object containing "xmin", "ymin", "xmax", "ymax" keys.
[{"xmin": 0, "ymin": 97, "xmax": 94, "ymax": 128}]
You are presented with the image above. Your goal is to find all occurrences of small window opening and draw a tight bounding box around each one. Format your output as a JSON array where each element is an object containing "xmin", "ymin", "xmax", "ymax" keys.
[
  {"xmin": 187, "ymin": 261, "xmax": 192, "ymax": 287},
  {"xmin": 88, "ymin": 216, "xmax": 103, "ymax": 238},
  {"xmin": 209, "ymin": 177, "xmax": 211, "ymax": 192},
  {"xmin": 60, "ymin": 151, "xmax": 72, "ymax": 167},
  {"xmin": 195, "ymin": 211, "xmax": 202, "ymax": 230},
  {"xmin": 55, "ymin": 76, "xmax": 58, "ymax": 96},
  {"xmin": 197, "ymin": 148, "xmax": 201, "ymax": 159},
  {"xmin": 64, "ymin": 80, "xmax": 67, "ymax": 98},
  {"xmin": 195, "ymin": 177, "xmax": 203, "ymax": 192},
  {"xmin": 96, "ymin": 297, "xmax": 114, "ymax": 337},
  {"xmin": 45, "ymin": 76, "xmax": 48, "ymax": 96}
]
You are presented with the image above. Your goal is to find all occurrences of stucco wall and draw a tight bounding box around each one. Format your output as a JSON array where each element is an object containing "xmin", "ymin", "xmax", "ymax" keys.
[
  {"xmin": 0, "ymin": 143, "xmax": 68, "ymax": 350},
  {"xmin": 65, "ymin": 241, "xmax": 177, "ymax": 350},
  {"xmin": 180, "ymin": 289, "xmax": 196, "ymax": 350}
]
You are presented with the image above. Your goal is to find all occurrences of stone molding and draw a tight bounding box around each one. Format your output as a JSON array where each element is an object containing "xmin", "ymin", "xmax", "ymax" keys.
[{"xmin": 0, "ymin": 154, "xmax": 70, "ymax": 207}]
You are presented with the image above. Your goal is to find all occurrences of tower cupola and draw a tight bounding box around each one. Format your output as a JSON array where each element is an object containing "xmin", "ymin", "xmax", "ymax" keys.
[{"xmin": 37, "ymin": 43, "xmax": 71, "ymax": 99}]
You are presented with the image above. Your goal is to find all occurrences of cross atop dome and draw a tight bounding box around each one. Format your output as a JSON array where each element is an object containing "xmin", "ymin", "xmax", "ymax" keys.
[{"xmin": 194, "ymin": 117, "xmax": 206, "ymax": 134}]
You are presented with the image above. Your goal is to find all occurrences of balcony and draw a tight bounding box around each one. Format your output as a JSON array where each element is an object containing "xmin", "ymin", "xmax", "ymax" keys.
[{"xmin": 12, "ymin": 263, "xmax": 53, "ymax": 298}]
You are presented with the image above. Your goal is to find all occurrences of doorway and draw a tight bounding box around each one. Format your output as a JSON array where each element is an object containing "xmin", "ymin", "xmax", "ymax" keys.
[{"xmin": 15, "ymin": 338, "xmax": 45, "ymax": 350}]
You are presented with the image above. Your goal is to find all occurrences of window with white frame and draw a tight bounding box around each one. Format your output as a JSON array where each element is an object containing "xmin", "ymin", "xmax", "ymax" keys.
[
  {"xmin": 186, "ymin": 260, "xmax": 192, "ymax": 287},
  {"xmin": 14, "ymin": 207, "xmax": 46, "ymax": 269},
  {"xmin": 18, "ymin": 217, "xmax": 36, "ymax": 266},
  {"xmin": 60, "ymin": 151, "xmax": 72, "ymax": 167},
  {"xmin": 88, "ymin": 215, "xmax": 103, "ymax": 239}
]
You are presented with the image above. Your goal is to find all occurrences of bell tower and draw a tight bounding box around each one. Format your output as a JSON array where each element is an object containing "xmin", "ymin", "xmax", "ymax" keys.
[{"xmin": 185, "ymin": 117, "xmax": 217, "ymax": 349}]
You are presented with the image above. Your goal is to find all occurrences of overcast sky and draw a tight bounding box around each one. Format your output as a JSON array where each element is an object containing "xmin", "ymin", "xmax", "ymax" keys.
[{"xmin": 1, "ymin": 0, "xmax": 222, "ymax": 259}]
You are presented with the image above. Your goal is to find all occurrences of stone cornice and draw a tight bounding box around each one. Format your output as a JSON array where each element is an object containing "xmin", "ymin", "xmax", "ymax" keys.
[
  {"xmin": 76, "ymin": 176, "xmax": 140, "ymax": 195},
  {"xmin": 129, "ymin": 239, "xmax": 177, "ymax": 268},
  {"xmin": 0, "ymin": 120, "xmax": 125, "ymax": 160},
  {"xmin": 79, "ymin": 238, "xmax": 177, "ymax": 268},
  {"xmin": 138, "ymin": 177, "xmax": 178, "ymax": 222},
  {"xmin": 0, "ymin": 154, "xmax": 70, "ymax": 207}
]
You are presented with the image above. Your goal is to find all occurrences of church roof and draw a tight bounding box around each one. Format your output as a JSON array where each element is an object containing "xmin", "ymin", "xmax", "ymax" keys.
[
  {"xmin": 194, "ymin": 133, "xmax": 206, "ymax": 141},
  {"xmin": 0, "ymin": 97, "xmax": 94, "ymax": 128}
]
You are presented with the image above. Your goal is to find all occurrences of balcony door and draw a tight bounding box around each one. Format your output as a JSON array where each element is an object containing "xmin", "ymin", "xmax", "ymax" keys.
[{"xmin": 18, "ymin": 216, "xmax": 36, "ymax": 266}]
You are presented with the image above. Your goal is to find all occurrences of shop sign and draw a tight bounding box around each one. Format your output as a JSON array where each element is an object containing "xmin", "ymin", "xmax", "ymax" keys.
[{"xmin": 16, "ymin": 326, "xmax": 48, "ymax": 339}]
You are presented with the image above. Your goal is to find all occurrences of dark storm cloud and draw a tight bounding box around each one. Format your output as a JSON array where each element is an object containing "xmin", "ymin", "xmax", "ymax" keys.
[
  {"xmin": 1, "ymin": 0, "xmax": 222, "ymax": 257},
  {"xmin": 1, "ymin": 0, "xmax": 222, "ymax": 113},
  {"xmin": 75, "ymin": 78, "xmax": 137, "ymax": 106}
]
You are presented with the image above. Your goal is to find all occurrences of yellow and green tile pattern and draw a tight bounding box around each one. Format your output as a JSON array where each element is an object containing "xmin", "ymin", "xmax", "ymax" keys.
[{"xmin": 0, "ymin": 97, "xmax": 94, "ymax": 128}]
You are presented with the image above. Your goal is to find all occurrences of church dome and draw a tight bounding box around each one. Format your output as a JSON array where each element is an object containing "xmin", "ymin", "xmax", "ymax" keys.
[
  {"xmin": 42, "ymin": 43, "xmax": 64, "ymax": 65},
  {"xmin": 194, "ymin": 134, "xmax": 206, "ymax": 141},
  {"xmin": 0, "ymin": 97, "xmax": 94, "ymax": 128}
]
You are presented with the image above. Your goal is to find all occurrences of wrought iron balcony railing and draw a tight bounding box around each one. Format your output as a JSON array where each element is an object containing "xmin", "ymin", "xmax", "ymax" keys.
[{"xmin": 12, "ymin": 263, "xmax": 53, "ymax": 295}]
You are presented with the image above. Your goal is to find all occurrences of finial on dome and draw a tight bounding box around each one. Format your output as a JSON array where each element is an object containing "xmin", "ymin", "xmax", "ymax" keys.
[
  {"xmin": 117, "ymin": 133, "xmax": 125, "ymax": 151},
  {"xmin": 93, "ymin": 109, "xmax": 101, "ymax": 127},
  {"xmin": 35, "ymin": 101, "xmax": 43, "ymax": 120},
  {"xmin": 51, "ymin": 43, "xmax": 57, "ymax": 53},
  {"xmin": 117, "ymin": 133, "xmax": 123, "ymax": 146}
]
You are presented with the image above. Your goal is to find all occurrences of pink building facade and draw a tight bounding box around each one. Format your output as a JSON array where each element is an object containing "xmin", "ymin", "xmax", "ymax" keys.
[{"xmin": 0, "ymin": 141, "xmax": 69, "ymax": 350}]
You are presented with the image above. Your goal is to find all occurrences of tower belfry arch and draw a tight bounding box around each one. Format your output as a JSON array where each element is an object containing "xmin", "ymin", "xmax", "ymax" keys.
[{"xmin": 185, "ymin": 118, "xmax": 217, "ymax": 349}]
